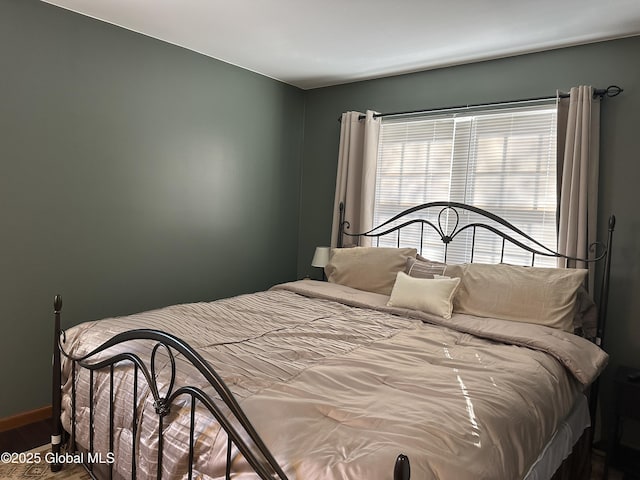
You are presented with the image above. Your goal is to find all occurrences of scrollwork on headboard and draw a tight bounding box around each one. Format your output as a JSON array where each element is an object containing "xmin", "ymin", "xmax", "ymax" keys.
[{"xmin": 339, "ymin": 201, "xmax": 610, "ymax": 267}]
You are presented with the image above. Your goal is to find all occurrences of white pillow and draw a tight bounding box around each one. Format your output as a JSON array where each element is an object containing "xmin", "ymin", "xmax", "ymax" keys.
[{"xmin": 387, "ymin": 272, "xmax": 461, "ymax": 319}]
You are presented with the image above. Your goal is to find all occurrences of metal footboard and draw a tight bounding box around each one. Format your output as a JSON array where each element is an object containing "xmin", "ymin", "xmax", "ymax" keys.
[{"xmin": 51, "ymin": 295, "xmax": 290, "ymax": 480}]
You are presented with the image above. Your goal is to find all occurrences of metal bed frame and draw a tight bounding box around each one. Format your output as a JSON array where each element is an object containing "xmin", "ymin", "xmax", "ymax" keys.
[{"xmin": 51, "ymin": 201, "xmax": 615, "ymax": 480}]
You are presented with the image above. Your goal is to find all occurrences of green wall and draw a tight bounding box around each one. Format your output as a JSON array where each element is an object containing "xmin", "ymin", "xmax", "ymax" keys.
[
  {"xmin": 0, "ymin": 0, "xmax": 304, "ymax": 417},
  {"xmin": 297, "ymin": 35, "xmax": 640, "ymax": 435}
]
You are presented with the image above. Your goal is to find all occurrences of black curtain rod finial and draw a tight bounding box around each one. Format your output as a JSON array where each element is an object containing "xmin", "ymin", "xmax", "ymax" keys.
[{"xmin": 603, "ymin": 85, "xmax": 623, "ymax": 98}]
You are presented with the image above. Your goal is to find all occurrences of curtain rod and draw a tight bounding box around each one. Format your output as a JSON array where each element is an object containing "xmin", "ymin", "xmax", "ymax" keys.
[{"xmin": 342, "ymin": 85, "xmax": 623, "ymax": 122}]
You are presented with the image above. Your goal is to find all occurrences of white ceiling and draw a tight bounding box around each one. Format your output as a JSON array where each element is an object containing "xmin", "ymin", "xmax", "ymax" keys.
[{"xmin": 42, "ymin": 0, "xmax": 640, "ymax": 90}]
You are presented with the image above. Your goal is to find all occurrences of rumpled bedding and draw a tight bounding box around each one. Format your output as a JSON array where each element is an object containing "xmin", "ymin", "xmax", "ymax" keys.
[{"xmin": 60, "ymin": 280, "xmax": 608, "ymax": 480}]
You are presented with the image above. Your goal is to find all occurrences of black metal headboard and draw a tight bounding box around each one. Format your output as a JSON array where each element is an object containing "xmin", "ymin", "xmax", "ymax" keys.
[{"xmin": 338, "ymin": 201, "xmax": 615, "ymax": 347}]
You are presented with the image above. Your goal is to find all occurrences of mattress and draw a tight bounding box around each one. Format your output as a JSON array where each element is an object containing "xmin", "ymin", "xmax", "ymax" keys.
[{"xmin": 59, "ymin": 280, "xmax": 607, "ymax": 479}]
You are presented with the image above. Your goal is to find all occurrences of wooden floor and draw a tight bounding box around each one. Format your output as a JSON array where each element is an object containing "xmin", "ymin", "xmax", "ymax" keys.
[{"xmin": 0, "ymin": 418, "xmax": 632, "ymax": 479}]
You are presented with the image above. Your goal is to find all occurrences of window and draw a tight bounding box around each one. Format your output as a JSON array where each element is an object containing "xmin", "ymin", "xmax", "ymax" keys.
[{"xmin": 373, "ymin": 103, "xmax": 558, "ymax": 266}]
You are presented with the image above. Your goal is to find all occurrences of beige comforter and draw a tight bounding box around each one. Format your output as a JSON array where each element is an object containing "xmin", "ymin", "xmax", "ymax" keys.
[{"xmin": 60, "ymin": 280, "xmax": 608, "ymax": 480}]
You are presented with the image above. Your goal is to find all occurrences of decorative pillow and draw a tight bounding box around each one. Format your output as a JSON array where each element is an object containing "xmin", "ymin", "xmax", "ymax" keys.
[
  {"xmin": 387, "ymin": 272, "xmax": 461, "ymax": 319},
  {"xmin": 444, "ymin": 263, "xmax": 587, "ymax": 332},
  {"xmin": 325, "ymin": 247, "xmax": 417, "ymax": 295},
  {"xmin": 405, "ymin": 257, "xmax": 447, "ymax": 279}
]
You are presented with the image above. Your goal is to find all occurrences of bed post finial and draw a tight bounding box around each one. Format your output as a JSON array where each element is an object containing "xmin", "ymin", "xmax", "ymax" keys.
[
  {"xmin": 54, "ymin": 295, "xmax": 62, "ymax": 313},
  {"xmin": 394, "ymin": 454, "xmax": 411, "ymax": 480},
  {"xmin": 51, "ymin": 295, "xmax": 63, "ymax": 472}
]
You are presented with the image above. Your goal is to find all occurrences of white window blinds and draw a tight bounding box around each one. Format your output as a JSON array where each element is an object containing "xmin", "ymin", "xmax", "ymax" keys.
[{"xmin": 374, "ymin": 103, "xmax": 558, "ymax": 266}]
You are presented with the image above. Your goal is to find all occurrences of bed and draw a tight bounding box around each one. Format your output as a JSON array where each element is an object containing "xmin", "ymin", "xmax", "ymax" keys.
[{"xmin": 51, "ymin": 202, "xmax": 615, "ymax": 480}]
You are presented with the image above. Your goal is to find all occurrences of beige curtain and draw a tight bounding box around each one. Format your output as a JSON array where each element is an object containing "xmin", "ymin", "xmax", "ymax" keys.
[
  {"xmin": 330, "ymin": 110, "xmax": 381, "ymax": 247},
  {"xmin": 557, "ymin": 86, "xmax": 600, "ymax": 294}
]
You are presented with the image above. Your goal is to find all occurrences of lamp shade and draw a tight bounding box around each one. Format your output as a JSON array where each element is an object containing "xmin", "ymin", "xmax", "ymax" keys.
[{"xmin": 311, "ymin": 246, "xmax": 331, "ymax": 268}]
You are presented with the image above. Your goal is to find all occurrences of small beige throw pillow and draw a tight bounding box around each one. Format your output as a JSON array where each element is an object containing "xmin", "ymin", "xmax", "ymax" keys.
[{"xmin": 387, "ymin": 272, "xmax": 461, "ymax": 319}]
